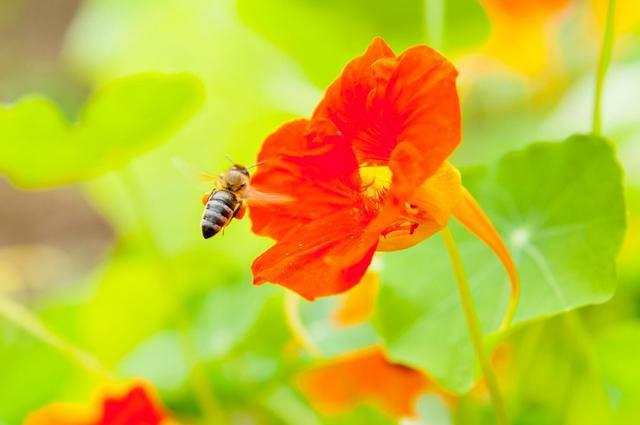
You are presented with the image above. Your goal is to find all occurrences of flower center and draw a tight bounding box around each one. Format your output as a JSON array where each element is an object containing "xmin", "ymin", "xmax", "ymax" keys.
[
  {"xmin": 358, "ymin": 165, "xmax": 444, "ymax": 252},
  {"xmin": 359, "ymin": 165, "xmax": 393, "ymax": 199}
]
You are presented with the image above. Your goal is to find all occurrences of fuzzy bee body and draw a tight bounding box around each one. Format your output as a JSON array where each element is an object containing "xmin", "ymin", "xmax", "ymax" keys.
[
  {"xmin": 201, "ymin": 164, "xmax": 250, "ymax": 239},
  {"xmin": 201, "ymin": 190, "xmax": 241, "ymax": 238}
]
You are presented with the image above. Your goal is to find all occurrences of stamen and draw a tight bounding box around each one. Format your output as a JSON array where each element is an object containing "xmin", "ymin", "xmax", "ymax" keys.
[{"xmin": 359, "ymin": 166, "xmax": 393, "ymax": 199}]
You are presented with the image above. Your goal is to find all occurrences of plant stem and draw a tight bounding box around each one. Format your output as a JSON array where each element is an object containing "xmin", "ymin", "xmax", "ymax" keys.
[
  {"xmin": 426, "ymin": 0, "xmax": 445, "ymax": 51},
  {"xmin": 441, "ymin": 227, "xmax": 508, "ymax": 425},
  {"xmin": 592, "ymin": 0, "xmax": 617, "ymax": 136},
  {"xmin": 0, "ymin": 295, "xmax": 113, "ymax": 381},
  {"xmin": 283, "ymin": 291, "xmax": 322, "ymax": 358}
]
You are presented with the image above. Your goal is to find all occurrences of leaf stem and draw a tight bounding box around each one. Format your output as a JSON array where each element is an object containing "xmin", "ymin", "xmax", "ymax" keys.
[
  {"xmin": 592, "ymin": 0, "xmax": 617, "ymax": 136},
  {"xmin": 441, "ymin": 227, "xmax": 508, "ymax": 425},
  {"xmin": 0, "ymin": 295, "xmax": 113, "ymax": 382},
  {"xmin": 283, "ymin": 291, "xmax": 322, "ymax": 358}
]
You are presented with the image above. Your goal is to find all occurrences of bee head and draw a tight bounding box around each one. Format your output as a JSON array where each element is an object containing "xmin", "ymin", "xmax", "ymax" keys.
[
  {"xmin": 230, "ymin": 164, "xmax": 250, "ymax": 178},
  {"xmin": 223, "ymin": 164, "xmax": 250, "ymax": 192}
]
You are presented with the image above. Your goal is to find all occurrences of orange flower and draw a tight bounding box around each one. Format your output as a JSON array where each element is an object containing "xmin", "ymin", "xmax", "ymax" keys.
[
  {"xmin": 250, "ymin": 38, "xmax": 518, "ymax": 326},
  {"xmin": 479, "ymin": 0, "xmax": 571, "ymax": 75},
  {"xmin": 297, "ymin": 347, "xmax": 445, "ymax": 418},
  {"xmin": 24, "ymin": 381, "xmax": 175, "ymax": 425}
]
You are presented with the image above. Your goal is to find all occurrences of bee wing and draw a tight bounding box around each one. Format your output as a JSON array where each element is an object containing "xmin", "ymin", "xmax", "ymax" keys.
[
  {"xmin": 244, "ymin": 186, "xmax": 293, "ymax": 206},
  {"xmin": 172, "ymin": 157, "xmax": 219, "ymax": 186}
]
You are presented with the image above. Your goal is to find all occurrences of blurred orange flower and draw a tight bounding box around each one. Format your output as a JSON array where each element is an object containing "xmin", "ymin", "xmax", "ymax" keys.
[
  {"xmin": 479, "ymin": 0, "xmax": 572, "ymax": 75},
  {"xmin": 297, "ymin": 347, "xmax": 448, "ymax": 419},
  {"xmin": 24, "ymin": 381, "xmax": 175, "ymax": 425},
  {"xmin": 250, "ymin": 38, "xmax": 518, "ymax": 325}
]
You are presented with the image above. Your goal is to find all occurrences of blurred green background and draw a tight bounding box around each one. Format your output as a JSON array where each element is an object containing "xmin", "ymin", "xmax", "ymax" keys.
[{"xmin": 0, "ymin": 0, "xmax": 639, "ymax": 424}]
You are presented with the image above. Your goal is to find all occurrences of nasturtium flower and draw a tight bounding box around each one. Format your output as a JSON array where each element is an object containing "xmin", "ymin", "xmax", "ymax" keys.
[
  {"xmin": 479, "ymin": 0, "xmax": 571, "ymax": 75},
  {"xmin": 24, "ymin": 381, "xmax": 176, "ymax": 425},
  {"xmin": 250, "ymin": 38, "xmax": 518, "ymax": 324},
  {"xmin": 297, "ymin": 347, "xmax": 444, "ymax": 418}
]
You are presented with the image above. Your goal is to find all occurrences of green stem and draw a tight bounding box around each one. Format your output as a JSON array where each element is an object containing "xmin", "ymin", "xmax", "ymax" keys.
[
  {"xmin": 0, "ymin": 295, "xmax": 113, "ymax": 381},
  {"xmin": 426, "ymin": 0, "xmax": 445, "ymax": 51},
  {"xmin": 592, "ymin": 0, "xmax": 617, "ymax": 136},
  {"xmin": 117, "ymin": 166, "xmax": 224, "ymax": 424},
  {"xmin": 283, "ymin": 291, "xmax": 322, "ymax": 358},
  {"xmin": 441, "ymin": 227, "xmax": 508, "ymax": 425}
]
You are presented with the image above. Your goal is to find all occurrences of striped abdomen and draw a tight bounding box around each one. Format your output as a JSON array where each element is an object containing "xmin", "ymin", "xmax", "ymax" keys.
[{"xmin": 201, "ymin": 190, "xmax": 239, "ymax": 239}]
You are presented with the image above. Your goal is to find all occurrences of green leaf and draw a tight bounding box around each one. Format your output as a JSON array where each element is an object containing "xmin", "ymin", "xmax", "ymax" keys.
[
  {"xmin": 375, "ymin": 135, "xmax": 626, "ymax": 392},
  {"xmin": 236, "ymin": 0, "xmax": 489, "ymax": 86},
  {"xmin": 192, "ymin": 282, "xmax": 275, "ymax": 360},
  {"xmin": 0, "ymin": 72, "xmax": 204, "ymax": 188}
]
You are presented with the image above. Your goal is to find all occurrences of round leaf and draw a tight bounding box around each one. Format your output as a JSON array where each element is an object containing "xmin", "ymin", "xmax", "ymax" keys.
[{"xmin": 375, "ymin": 135, "xmax": 626, "ymax": 392}]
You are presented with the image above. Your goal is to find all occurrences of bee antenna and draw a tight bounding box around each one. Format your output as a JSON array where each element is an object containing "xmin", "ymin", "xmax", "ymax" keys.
[
  {"xmin": 225, "ymin": 154, "xmax": 235, "ymax": 165},
  {"xmin": 247, "ymin": 160, "xmax": 268, "ymax": 169}
]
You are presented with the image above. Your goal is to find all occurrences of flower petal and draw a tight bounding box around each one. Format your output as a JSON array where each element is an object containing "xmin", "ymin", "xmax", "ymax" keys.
[
  {"xmin": 24, "ymin": 404, "xmax": 93, "ymax": 425},
  {"xmin": 100, "ymin": 384, "xmax": 167, "ymax": 425},
  {"xmin": 453, "ymin": 188, "xmax": 520, "ymax": 329},
  {"xmin": 251, "ymin": 209, "xmax": 379, "ymax": 299},
  {"xmin": 385, "ymin": 46, "xmax": 460, "ymax": 198},
  {"xmin": 314, "ymin": 37, "xmax": 460, "ymax": 200},
  {"xmin": 333, "ymin": 269, "xmax": 380, "ymax": 326},
  {"xmin": 297, "ymin": 347, "xmax": 429, "ymax": 418},
  {"xmin": 250, "ymin": 119, "xmax": 361, "ymax": 240},
  {"xmin": 377, "ymin": 162, "xmax": 462, "ymax": 252},
  {"xmin": 409, "ymin": 162, "xmax": 463, "ymax": 226},
  {"xmin": 313, "ymin": 37, "xmax": 395, "ymax": 151},
  {"xmin": 24, "ymin": 382, "xmax": 171, "ymax": 425}
]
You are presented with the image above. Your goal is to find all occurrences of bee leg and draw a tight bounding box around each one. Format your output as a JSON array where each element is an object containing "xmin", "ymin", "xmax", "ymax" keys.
[
  {"xmin": 201, "ymin": 191, "xmax": 212, "ymax": 206},
  {"xmin": 233, "ymin": 203, "xmax": 246, "ymax": 220}
]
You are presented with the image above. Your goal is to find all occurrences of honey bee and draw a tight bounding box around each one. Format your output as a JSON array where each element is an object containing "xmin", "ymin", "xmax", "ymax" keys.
[
  {"xmin": 174, "ymin": 158, "xmax": 289, "ymax": 239},
  {"xmin": 200, "ymin": 164, "xmax": 251, "ymax": 239}
]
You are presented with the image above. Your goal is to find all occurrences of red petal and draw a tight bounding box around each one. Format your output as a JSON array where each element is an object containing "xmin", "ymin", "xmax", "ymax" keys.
[
  {"xmin": 250, "ymin": 120, "xmax": 362, "ymax": 240},
  {"xmin": 251, "ymin": 209, "xmax": 379, "ymax": 299},
  {"xmin": 313, "ymin": 37, "xmax": 395, "ymax": 151},
  {"xmin": 24, "ymin": 382, "xmax": 169, "ymax": 425},
  {"xmin": 385, "ymin": 46, "xmax": 461, "ymax": 198},
  {"xmin": 297, "ymin": 348, "xmax": 428, "ymax": 418},
  {"xmin": 99, "ymin": 384, "xmax": 167, "ymax": 425},
  {"xmin": 314, "ymin": 38, "xmax": 460, "ymax": 200}
]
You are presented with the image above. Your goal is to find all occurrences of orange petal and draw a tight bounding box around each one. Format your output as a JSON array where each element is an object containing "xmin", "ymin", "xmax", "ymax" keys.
[
  {"xmin": 385, "ymin": 46, "xmax": 460, "ymax": 198},
  {"xmin": 333, "ymin": 270, "xmax": 380, "ymax": 326},
  {"xmin": 24, "ymin": 403, "xmax": 93, "ymax": 425},
  {"xmin": 250, "ymin": 119, "xmax": 362, "ymax": 240},
  {"xmin": 481, "ymin": 0, "xmax": 570, "ymax": 20},
  {"xmin": 377, "ymin": 162, "xmax": 463, "ymax": 252},
  {"xmin": 313, "ymin": 38, "xmax": 460, "ymax": 199},
  {"xmin": 479, "ymin": 0, "xmax": 571, "ymax": 75},
  {"xmin": 409, "ymin": 162, "xmax": 463, "ymax": 226},
  {"xmin": 452, "ymin": 188, "xmax": 520, "ymax": 329},
  {"xmin": 297, "ymin": 348, "xmax": 429, "ymax": 418},
  {"xmin": 252, "ymin": 208, "xmax": 379, "ymax": 299}
]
